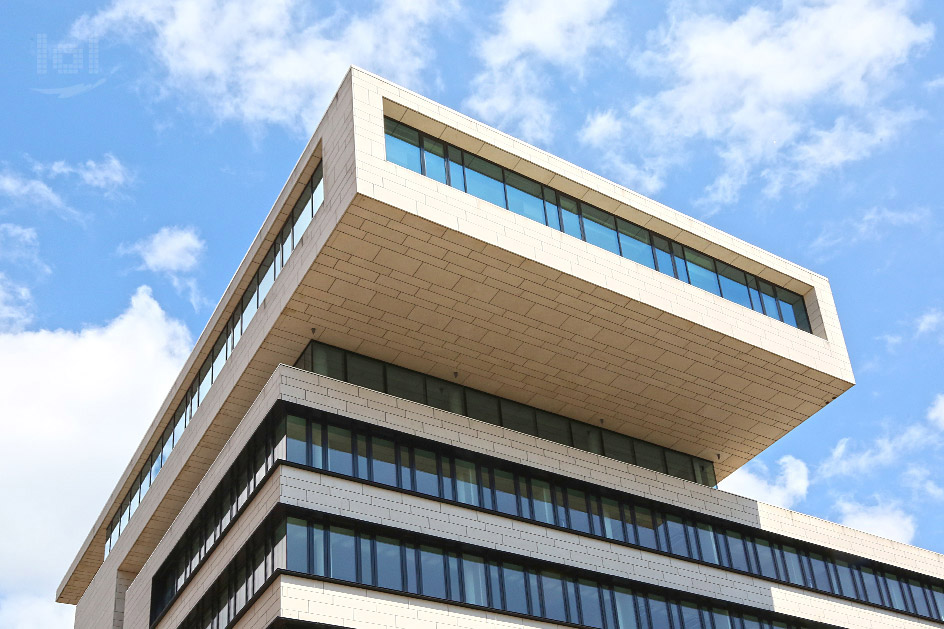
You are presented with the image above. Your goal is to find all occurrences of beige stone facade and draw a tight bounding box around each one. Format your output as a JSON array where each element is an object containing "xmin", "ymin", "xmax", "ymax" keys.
[{"xmin": 60, "ymin": 68, "xmax": 940, "ymax": 629}]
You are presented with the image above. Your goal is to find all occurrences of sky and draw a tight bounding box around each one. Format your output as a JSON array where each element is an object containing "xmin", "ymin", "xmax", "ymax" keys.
[{"xmin": 1, "ymin": 0, "xmax": 943, "ymax": 626}]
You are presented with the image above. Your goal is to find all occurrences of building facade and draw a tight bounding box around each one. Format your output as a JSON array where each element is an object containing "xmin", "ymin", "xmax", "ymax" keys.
[{"xmin": 58, "ymin": 68, "xmax": 944, "ymax": 629}]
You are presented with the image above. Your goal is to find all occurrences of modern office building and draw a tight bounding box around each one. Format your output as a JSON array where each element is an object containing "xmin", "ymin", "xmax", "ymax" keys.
[{"xmin": 58, "ymin": 67, "xmax": 944, "ymax": 629}]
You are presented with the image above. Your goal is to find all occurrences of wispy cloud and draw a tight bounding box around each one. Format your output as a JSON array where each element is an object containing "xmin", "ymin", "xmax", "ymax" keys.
[
  {"xmin": 902, "ymin": 465, "xmax": 944, "ymax": 500},
  {"xmin": 0, "ymin": 170, "xmax": 74, "ymax": 218},
  {"xmin": 0, "ymin": 224, "xmax": 50, "ymax": 274},
  {"xmin": 119, "ymin": 226, "xmax": 206, "ymax": 309},
  {"xmin": 587, "ymin": 0, "xmax": 932, "ymax": 206},
  {"xmin": 718, "ymin": 455, "xmax": 809, "ymax": 509},
  {"xmin": 834, "ymin": 497, "xmax": 916, "ymax": 544},
  {"xmin": 808, "ymin": 206, "xmax": 930, "ymax": 260},
  {"xmin": 915, "ymin": 308, "xmax": 943, "ymax": 337},
  {"xmin": 70, "ymin": 0, "xmax": 458, "ymax": 132},
  {"xmin": 33, "ymin": 153, "xmax": 132, "ymax": 197},
  {"xmin": 0, "ymin": 273, "xmax": 33, "ymax": 333},
  {"xmin": 465, "ymin": 0, "xmax": 618, "ymax": 144}
]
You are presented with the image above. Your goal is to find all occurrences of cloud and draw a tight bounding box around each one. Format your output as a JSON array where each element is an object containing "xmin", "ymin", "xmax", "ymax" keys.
[
  {"xmin": 835, "ymin": 498, "xmax": 916, "ymax": 544},
  {"xmin": 902, "ymin": 466, "xmax": 944, "ymax": 500},
  {"xmin": 580, "ymin": 110, "xmax": 625, "ymax": 148},
  {"xmin": 70, "ymin": 0, "xmax": 457, "ymax": 131},
  {"xmin": 718, "ymin": 455, "xmax": 809, "ymax": 509},
  {"xmin": 0, "ymin": 224, "xmax": 50, "ymax": 274},
  {"xmin": 876, "ymin": 333, "xmax": 902, "ymax": 353},
  {"xmin": 464, "ymin": 0, "xmax": 617, "ymax": 144},
  {"xmin": 120, "ymin": 226, "xmax": 207, "ymax": 309},
  {"xmin": 0, "ymin": 286, "xmax": 191, "ymax": 628},
  {"xmin": 915, "ymin": 308, "xmax": 943, "ymax": 336},
  {"xmin": 928, "ymin": 394, "xmax": 944, "ymax": 430},
  {"xmin": 598, "ymin": 0, "xmax": 933, "ymax": 205},
  {"xmin": 926, "ymin": 75, "xmax": 944, "ymax": 90},
  {"xmin": 0, "ymin": 274, "xmax": 33, "ymax": 333},
  {"xmin": 808, "ymin": 206, "xmax": 929, "ymax": 259},
  {"xmin": 0, "ymin": 170, "xmax": 73, "ymax": 217},
  {"xmin": 34, "ymin": 154, "xmax": 132, "ymax": 197}
]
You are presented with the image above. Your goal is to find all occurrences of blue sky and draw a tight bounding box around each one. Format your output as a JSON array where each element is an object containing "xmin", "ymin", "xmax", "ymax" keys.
[{"xmin": 1, "ymin": 0, "xmax": 943, "ymax": 625}]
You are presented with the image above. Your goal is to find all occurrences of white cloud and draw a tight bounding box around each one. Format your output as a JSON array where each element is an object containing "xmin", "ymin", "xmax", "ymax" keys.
[
  {"xmin": 915, "ymin": 308, "xmax": 943, "ymax": 336},
  {"xmin": 465, "ymin": 0, "xmax": 617, "ymax": 144},
  {"xmin": 603, "ymin": 0, "xmax": 932, "ymax": 205},
  {"xmin": 120, "ymin": 226, "xmax": 207, "ymax": 310},
  {"xmin": 902, "ymin": 466, "xmax": 944, "ymax": 500},
  {"xmin": 70, "ymin": 0, "xmax": 457, "ymax": 131},
  {"xmin": 36, "ymin": 154, "xmax": 132, "ymax": 196},
  {"xmin": 580, "ymin": 110, "xmax": 625, "ymax": 148},
  {"xmin": 808, "ymin": 206, "xmax": 929, "ymax": 259},
  {"xmin": 876, "ymin": 333, "xmax": 902, "ymax": 352},
  {"xmin": 0, "ymin": 286, "xmax": 191, "ymax": 628},
  {"xmin": 835, "ymin": 498, "xmax": 916, "ymax": 544},
  {"xmin": 926, "ymin": 75, "xmax": 944, "ymax": 90},
  {"xmin": 0, "ymin": 274, "xmax": 33, "ymax": 333},
  {"xmin": 0, "ymin": 224, "xmax": 50, "ymax": 274},
  {"xmin": 928, "ymin": 394, "xmax": 944, "ymax": 430},
  {"xmin": 0, "ymin": 170, "xmax": 72, "ymax": 217},
  {"xmin": 718, "ymin": 455, "xmax": 809, "ymax": 509}
]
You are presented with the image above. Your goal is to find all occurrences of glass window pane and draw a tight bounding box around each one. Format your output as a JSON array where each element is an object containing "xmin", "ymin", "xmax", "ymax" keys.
[
  {"xmin": 678, "ymin": 601, "xmax": 702, "ymax": 629},
  {"xmin": 665, "ymin": 514, "xmax": 689, "ymax": 557},
  {"xmin": 781, "ymin": 546, "xmax": 807, "ymax": 587},
  {"xmin": 376, "ymin": 536, "xmax": 403, "ymax": 590},
  {"xmin": 447, "ymin": 145, "xmax": 465, "ymax": 191},
  {"xmin": 671, "ymin": 242, "xmax": 689, "ymax": 283},
  {"xmin": 754, "ymin": 539, "xmax": 779, "ymax": 579},
  {"xmin": 684, "ymin": 247, "xmax": 721, "ymax": 296},
  {"xmin": 665, "ymin": 451, "xmax": 695, "ymax": 482},
  {"xmin": 725, "ymin": 531, "xmax": 751, "ymax": 572},
  {"xmin": 710, "ymin": 608, "xmax": 732, "ymax": 629},
  {"xmin": 634, "ymin": 505, "xmax": 658, "ymax": 550},
  {"xmin": 427, "ymin": 378, "xmax": 464, "ymax": 414},
  {"xmin": 742, "ymin": 615, "xmax": 762, "ymax": 629},
  {"xmin": 441, "ymin": 457, "xmax": 455, "ymax": 501},
  {"xmin": 613, "ymin": 586, "xmax": 639, "ymax": 629},
  {"xmin": 502, "ymin": 563, "xmax": 529, "ymax": 614},
  {"xmin": 544, "ymin": 187, "xmax": 562, "ymax": 231},
  {"xmin": 327, "ymin": 426, "xmax": 353, "ymax": 476},
  {"xmin": 572, "ymin": 422, "xmax": 604, "ymax": 454},
  {"xmin": 422, "ymin": 137, "xmax": 447, "ymax": 184},
  {"xmin": 693, "ymin": 460, "xmax": 716, "ymax": 487},
  {"xmin": 494, "ymin": 469, "xmax": 517, "ymax": 515},
  {"xmin": 328, "ymin": 526, "xmax": 356, "ymax": 582},
  {"xmin": 648, "ymin": 595, "xmax": 672, "ymax": 629},
  {"xmin": 455, "ymin": 459, "xmax": 480, "ymax": 506},
  {"xmin": 834, "ymin": 559, "xmax": 859, "ymax": 599},
  {"xmin": 651, "ymin": 235, "xmax": 675, "ymax": 278},
  {"xmin": 347, "ymin": 353, "xmax": 385, "ymax": 391},
  {"xmin": 505, "ymin": 171, "xmax": 546, "ymax": 224},
  {"xmin": 291, "ymin": 179, "xmax": 314, "ymax": 243},
  {"xmin": 536, "ymin": 410, "xmax": 572, "ymax": 446},
  {"xmin": 716, "ymin": 262, "xmax": 752, "ymax": 309},
  {"xmin": 745, "ymin": 276, "xmax": 765, "ymax": 313},
  {"xmin": 357, "ymin": 434, "xmax": 369, "ymax": 481},
  {"xmin": 581, "ymin": 204, "xmax": 620, "ymax": 255},
  {"xmin": 777, "ymin": 287, "xmax": 811, "ymax": 332},
  {"xmin": 312, "ymin": 343, "xmax": 345, "ymax": 380},
  {"xmin": 808, "ymin": 552, "xmax": 833, "ymax": 593},
  {"xmin": 414, "ymin": 448, "xmax": 440, "ymax": 497},
  {"xmin": 617, "ymin": 220, "xmax": 655, "ymax": 269},
  {"xmin": 602, "ymin": 498, "xmax": 625, "ymax": 541},
  {"xmin": 758, "ymin": 280, "xmax": 781, "ymax": 321},
  {"xmin": 310, "ymin": 420, "xmax": 323, "ymax": 469},
  {"xmin": 384, "ymin": 118, "xmax": 422, "ymax": 173},
  {"xmin": 286, "ymin": 415, "xmax": 307, "ymax": 465},
  {"xmin": 909, "ymin": 579, "xmax": 932, "ymax": 617},
  {"xmin": 286, "ymin": 517, "xmax": 308, "ymax": 573},
  {"xmin": 386, "ymin": 364, "xmax": 425, "ymax": 404},
  {"xmin": 371, "ymin": 437, "xmax": 397, "ymax": 487},
  {"xmin": 462, "ymin": 554, "xmax": 488, "ymax": 606},
  {"xmin": 884, "ymin": 573, "xmax": 907, "ymax": 611},
  {"xmin": 634, "ymin": 441, "xmax": 666, "ymax": 473},
  {"xmin": 500, "ymin": 399, "xmax": 536, "ymax": 435},
  {"xmin": 463, "ymin": 154, "xmax": 506, "ymax": 208},
  {"xmin": 604, "ymin": 432, "xmax": 635, "ymax": 465},
  {"xmin": 531, "ymin": 478, "xmax": 555, "ymax": 525},
  {"xmin": 567, "ymin": 488, "xmax": 592, "ymax": 533},
  {"xmin": 930, "ymin": 585, "xmax": 944, "ymax": 620},
  {"xmin": 257, "ymin": 248, "xmax": 276, "ymax": 303},
  {"xmin": 578, "ymin": 579, "xmax": 604, "ymax": 628},
  {"xmin": 860, "ymin": 566, "xmax": 883, "ymax": 604},
  {"xmin": 560, "ymin": 196, "xmax": 582, "ymax": 239},
  {"xmin": 420, "ymin": 546, "xmax": 446, "ymax": 599},
  {"xmin": 465, "ymin": 389, "xmax": 500, "ymax": 425},
  {"xmin": 447, "ymin": 553, "xmax": 462, "ymax": 601},
  {"xmin": 540, "ymin": 570, "xmax": 568, "ymax": 622}
]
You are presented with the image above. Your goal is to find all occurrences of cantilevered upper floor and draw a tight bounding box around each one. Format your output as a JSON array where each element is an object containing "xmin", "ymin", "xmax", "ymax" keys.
[{"xmin": 58, "ymin": 67, "xmax": 854, "ymax": 611}]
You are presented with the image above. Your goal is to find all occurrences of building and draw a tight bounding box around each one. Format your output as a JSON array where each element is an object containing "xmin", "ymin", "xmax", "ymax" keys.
[{"xmin": 57, "ymin": 67, "xmax": 944, "ymax": 629}]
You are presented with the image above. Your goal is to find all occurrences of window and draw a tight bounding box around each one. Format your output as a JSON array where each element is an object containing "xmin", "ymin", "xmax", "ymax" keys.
[
  {"xmin": 371, "ymin": 437, "xmax": 397, "ymax": 486},
  {"xmin": 464, "ymin": 154, "xmax": 506, "ymax": 208},
  {"xmin": 420, "ymin": 546, "xmax": 447, "ymax": 598},
  {"xmin": 422, "ymin": 137, "xmax": 448, "ymax": 184},
  {"xmin": 326, "ymin": 426, "xmax": 353, "ymax": 476},
  {"xmin": 505, "ymin": 171, "xmax": 546, "ymax": 224},
  {"xmin": 376, "ymin": 536, "xmax": 403, "ymax": 590},
  {"xmin": 384, "ymin": 118, "xmax": 422, "ymax": 173},
  {"xmin": 617, "ymin": 219, "xmax": 655, "ymax": 269},
  {"xmin": 581, "ymin": 203, "xmax": 620, "ymax": 255}
]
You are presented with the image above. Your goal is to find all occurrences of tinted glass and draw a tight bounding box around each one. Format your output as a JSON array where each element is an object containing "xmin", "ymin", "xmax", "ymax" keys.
[
  {"xmin": 696, "ymin": 523, "xmax": 719, "ymax": 564},
  {"xmin": 286, "ymin": 517, "xmax": 308, "ymax": 573},
  {"xmin": 494, "ymin": 469, "xmax": 517, "ymax": 515},
  {"xmin": 500, "ymin": 399, "xmax": 536, "ymax": 435},
  {"xmin": 386, "ymin": 364, "xmax": 425, "ymax": 404},
  {"xmin": 678, "ymin": 601, "xmax": 701, "ymax": 629},
  {"xmin": 560, "ymin": 196, "xmax": 582, "ymax": 239},
  {"xmin": 808, "ymin": 552, "xmax": 833, "ymax": 593},
  {"xmin": 579, "ymin": 579, "xmax": 604, "ymax": 628},
  {"xmin": 602, "ymin": 498, "xmax": 625, "ymax": 541},
  {"xmin": 427, "ymin": 378, "xmax": 464, "ymax": 414},
  {"xmin": 777, "ymin": 287, "xmax": 811, "ymax": 332},
  {"xmin": 665, "ymin": 515, "xmax": 689, "ymax": 557},
  {"xmin": 422, "ymin": 137, "xmax": 447, "ymax": 184},
  {"xmin": 326, "ymin": 425, "xmax": 353, "ymax": 475},
  {"xmin": 684, "ymin": 247, "xmax": 721, "ymax": 296},
  {"xmin": 505, "ymin": 171, "xmax": 546, "ymax": 224},
  {"xmin": 716, "ymin": 262, "xmax": 752, "ymax": 309},
  {"xmin": 384, "ymin": 119, "xmax": 422, "ymax": 173},
  {"xmin": 544, "ymin": 188, "xmax": 563, "ymax": 230},
  {"xmin": 604, "ymin": 432, "xmax": 635, "ymax": 464},
  {"xmin": 860, "ymin": 566, "xmax": 884, "ymax": 604},
  {"xmin": 671, "ymin": 242, "xmax": 690, "ymax": 283},
  {"xmin": 286, "ymin": 415, "xmax": 307, "ymax": 464},
  {"xmin": 617, "ymin": 220, "xmax": 655, "ymax": 269},
  {"xmin": 541, "ymin": 570, "xmax": 568, "ymax": 621},
  {"xmin": 746, "ymin": 276, "xmax": 765, "ymax": 313},
  {"xmin": 581, "ymin": 204, "xmax": 620, "ymax": 254},
  {"xmin": 710, "ymin": 608, "xmax": 733, "ymax": 629},
  {"xmin": 377, "ymin": 536, "xmax": 403, "ymax": 590},
  {"xmin": 572, "ymin": 422, "xmax": 604, "ymax": 454},
  {"xmin": 465, "ymin": 389, "xmax": 500, "ymax": 425},
  {"xmin": 420, "ymin": 546, "xmax": 446, "ymax": 598},
  {"xmin": 447, "ymin": 146, "xmax": 465, "ymax": 191},
  {"xmin": 651, "ymin": 235, "xmax": 675, "ymax": 277},
  {"xmin": 311, "ymin": 343, "xmax": 345, "ymax": 380},
  {"xmin": 531, "ymin": 478, "xmax": 555, "ymax": 525},
  {"xmin": 328, "ymin": 526, "xmax": 356, "ymax": 582},
  {"xmin": 455, "ymin": 459, "xmax": 479, "ymax": 506},
  {"xmin": 725, "ymin": 531, "xmax": 751, "ymax": 572},
  {"xmin": 754, "ymin": 539, "xmax": 779, "ymax": 579},
  {"xmin": 502, "ymin": 563, "xmax": 529, "ymax": 614},
  {"xmin": 567, "ymin": 488, "xmax": 592, "ymax": 533},
  {"xmin": 908, "ymin": 579, "xmax": 932, "ymax": 617},
  {"xmin": 360, "ymin": 536, "xmax": 373, "ymax": 585},
  {"xmin": 634, "ymin": 506, "xmax": 658, "ymax": 550},
  {"xmin": 462, "ymin": 554, "xmax": 488, "ymax": 606},
  {"xmin": 781, "ymin": 545, "xmax": 806, "ymax": 586},
  {"xmin": 347, "ymin": 354, "xmax": 384, "ymax": 390},
  {"xmin": 613, "ymin": 586, "xmax": 639, "ymax": 629},
  {"xmin": 834, "ymin": 559, "xmax": 858, "ymax": 598},
  {"xmin": 758, "ymin": 280, "xmax": 781, "ymax": 320},
  {"xmin": 634, "ymin": 441, "xmax": 666, "ymax": 473},
  {"xmin": 884, "ymin": 573, "xmax": 907, "ymax": 611},
  {"xmin": 648, "ymin": 595, "xmax": 672, "ymax": 629},
  {"xmin": 536, "ymin": 410, "xmax": 572, "ymax": 445},
  {"xmin": 371, "ymin": 437, "xmax": 397, "ymax": 486},
  {"xmin": 665, "ymin": 451, "xmax": 695, "ymax": 482},
  {"xmin": 464, "ymin": 154, "xmax": 506, "ymax": 208}
]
